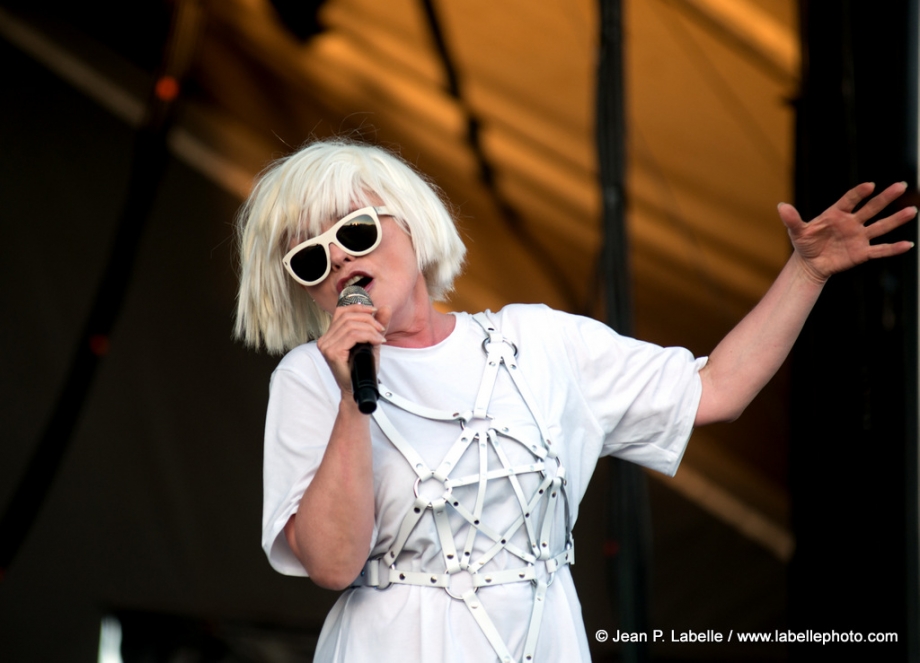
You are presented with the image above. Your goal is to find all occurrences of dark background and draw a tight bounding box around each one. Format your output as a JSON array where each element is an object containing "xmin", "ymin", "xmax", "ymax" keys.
[{"xmin": 0, "ymin": 1, "xmax": 916, "ymax": 661}]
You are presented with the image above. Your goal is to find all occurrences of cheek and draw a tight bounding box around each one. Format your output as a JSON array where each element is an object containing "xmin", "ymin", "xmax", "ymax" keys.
[
  {"xmin": 303, "ymin": 284, "xmax": 334, "ymax": 312},
  {"xmin": 390, "ymin": 231, "xmax": 419, "ymax": 267}
]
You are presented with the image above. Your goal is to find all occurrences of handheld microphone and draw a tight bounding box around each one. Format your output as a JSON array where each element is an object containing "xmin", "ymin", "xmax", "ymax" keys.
[{"xmin": 337, "ymin": 285, "xmax": 379, "ymax": 414}]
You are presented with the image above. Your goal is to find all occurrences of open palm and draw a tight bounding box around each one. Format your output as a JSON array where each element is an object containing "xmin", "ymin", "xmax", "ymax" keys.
[{"xmin": 779, "ymin": 181, "xmax": 916, "ymax": 284}]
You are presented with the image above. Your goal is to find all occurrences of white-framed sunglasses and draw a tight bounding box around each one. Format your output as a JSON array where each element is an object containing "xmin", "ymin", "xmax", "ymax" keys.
[{"xmin": 282, "ymin": 206, "xmax": 389, "ymax": 286}]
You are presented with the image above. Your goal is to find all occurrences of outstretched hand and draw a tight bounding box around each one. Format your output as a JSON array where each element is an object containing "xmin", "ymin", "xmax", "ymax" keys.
[{"xmin": 779, "ymin": 181, "xmax": 916, "ymax": 285}]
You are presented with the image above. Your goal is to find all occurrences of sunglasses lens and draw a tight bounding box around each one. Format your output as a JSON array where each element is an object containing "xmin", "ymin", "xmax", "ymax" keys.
[
  {"xmin": 336, "ymin": 214, "xmax": 379, "ymax": 252},
  {"xmin": 289, "ymin": 244, "xmax": 328, "ymax": 283}
]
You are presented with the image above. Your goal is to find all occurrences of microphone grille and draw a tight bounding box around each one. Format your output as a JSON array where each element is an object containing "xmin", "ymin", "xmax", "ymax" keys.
[{"xmin": 337, "ymin": 284, "xmax": 373, "ymax": 307}]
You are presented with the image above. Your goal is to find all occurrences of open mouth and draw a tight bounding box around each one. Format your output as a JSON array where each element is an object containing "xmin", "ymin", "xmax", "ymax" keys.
[{"xmin": 342, "ymin": 274, "xmax": 373, "ymax": 291}]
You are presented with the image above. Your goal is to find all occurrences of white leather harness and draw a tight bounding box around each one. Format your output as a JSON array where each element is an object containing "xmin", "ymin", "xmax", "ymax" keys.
[{"xmin": 353, "ymin": 312, "xmax": 574, "ymax": 663}]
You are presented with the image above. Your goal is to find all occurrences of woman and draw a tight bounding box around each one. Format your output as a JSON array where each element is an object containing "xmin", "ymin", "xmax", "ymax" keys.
[{"xmin": 235, "ymin": 139, "xmax": 915, "ymax": 662}]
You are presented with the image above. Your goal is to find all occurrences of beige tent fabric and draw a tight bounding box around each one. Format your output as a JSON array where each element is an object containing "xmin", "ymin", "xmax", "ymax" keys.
[{"xmin": 190, "ymin": 0, "xmax": 797, "ymax": 533}]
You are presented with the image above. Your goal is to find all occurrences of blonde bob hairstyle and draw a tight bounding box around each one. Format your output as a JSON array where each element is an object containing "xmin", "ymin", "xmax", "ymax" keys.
[{"xmin": 235, "ymin": 139, "xmax": 466, "ymax": 354}]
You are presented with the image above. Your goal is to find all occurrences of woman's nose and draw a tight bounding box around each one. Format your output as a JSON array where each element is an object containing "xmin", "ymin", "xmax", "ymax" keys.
[{"xmin": 328, "ymin": 242, "xmax": 352, "ymax": 271}]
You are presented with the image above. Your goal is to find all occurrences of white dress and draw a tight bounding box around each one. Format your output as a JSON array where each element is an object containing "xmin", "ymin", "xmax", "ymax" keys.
[{"xmin": 262, "ymin": 304, "xmax": 705, "ymax": 662}]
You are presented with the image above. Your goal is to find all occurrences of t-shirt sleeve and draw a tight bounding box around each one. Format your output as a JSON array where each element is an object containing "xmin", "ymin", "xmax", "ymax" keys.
[
  {"xmin": 561, "ymin": 311, "xmax": 706, "ymax": 476},
  {"xmin": 261, "ymin": 349, "xmax": 339, "ymax": 576}
]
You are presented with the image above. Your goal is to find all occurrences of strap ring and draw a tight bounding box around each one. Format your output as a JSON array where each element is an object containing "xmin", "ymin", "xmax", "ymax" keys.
[
  {"xmin": 481, "ymin": 337, "xmax": 518, "ymax": 358},
  {"xmin": 413, "ymin": 476, "xmax": 453, "ymax": 507},
  {"xmin": 445, "ymin": 569, "xmax": 479, "ymax": 600}
]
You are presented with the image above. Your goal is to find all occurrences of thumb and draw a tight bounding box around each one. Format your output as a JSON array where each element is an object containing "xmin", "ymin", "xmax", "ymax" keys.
[
  {"xmin": 777, "ymin": 201, "xmax": 805, "ymax": 233},
  {"xmin": 375, "ymin": 305, "xmax": 393, "ymax": 335}
]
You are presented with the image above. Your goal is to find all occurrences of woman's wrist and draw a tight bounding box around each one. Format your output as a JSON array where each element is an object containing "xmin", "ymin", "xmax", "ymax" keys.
[
  {"xmin": 338, "ymin": 390, "xmax": 368, "ymax": 418},
  {"xmin": 790, "ymin": 250, "xmax": 830, "ymax": 288}
]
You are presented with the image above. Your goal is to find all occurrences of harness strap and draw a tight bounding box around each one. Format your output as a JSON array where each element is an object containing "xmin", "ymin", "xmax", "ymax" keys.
[
  {"xmin": 376, "ymin": 495, "xmax": 430, "ymax": 584},
  {"xmin": 487, "ymin": 429, "xmax": 540, "ymax": 547},
  {"xmin": 524, "ymin": 580, "xmax": 549, "ymax": 662},
  {"xmin": 357, "ymin": 561, "xmax": 539, "ymax": 590},
  {"xmin": 445, "ymin": 460, "xmax": 547, "ymax": 489},
  {"xmin": 380, "ymin": 384, "xmax": 472, "ymax": 424},
  {"xmin": 433, "ymin": 499, "xmax": 462, "ymax": 573},
  {"xmin": 472, "ymin": 313, "xmax": 555, "ymax": 458},
  {"xmin": 545, "ymin": 544, "xmax": 575, "ymax": 574},
  {"xmin": 357, "ymin": 311, "xmax": 575, "ymax": 662},
  {"xmin": 373, "ymin": 406, "xmax": 432, "ymax": 480},
  {"xmin": 472, "ymin": 313, "xmax": 576, "ymax": 560},
  {"xmin": 472, "ymin": 322, "xmax": 508, "ymax": 419},
  {"xmin": 462, "ymin": 590, "xmax": 515, "ymax": 663}
]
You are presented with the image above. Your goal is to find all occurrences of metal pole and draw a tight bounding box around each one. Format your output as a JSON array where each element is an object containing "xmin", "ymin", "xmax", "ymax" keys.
[{"xmin": 596, "ymin": 2, "xmax": 651, "ymax": 661}]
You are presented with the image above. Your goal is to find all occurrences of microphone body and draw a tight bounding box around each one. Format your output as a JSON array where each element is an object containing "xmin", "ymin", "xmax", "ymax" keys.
[{"xmin": 337, "ymin": 285, "xmax": 379, "ymax": 414}]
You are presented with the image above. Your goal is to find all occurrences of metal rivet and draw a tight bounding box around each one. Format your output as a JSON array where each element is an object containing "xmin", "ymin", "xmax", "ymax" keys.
[
  {"xmin": 447, "ymin": 554, "xmax": 454, "ymax": 559},
  {"xmin": 385, "ymin": 392, "xmax": 392, "ymax": 397},
  {"xmin": 414, "ymin": 507, "xmax": 421, "ymax": 513},
  {"xmin": 430, "ymin": 576, "xmax": 437, "ymax": 583},
  {"xmin": 399, "ymin": 573, "xmax": 406, "ymax": 580},
  {"xmin": 485, "ymin": 577, "xmax": 493, "ymax": 583},
  {"xmin": 474, "ymin": 520, "xmax": 480, "ymax": 525}
]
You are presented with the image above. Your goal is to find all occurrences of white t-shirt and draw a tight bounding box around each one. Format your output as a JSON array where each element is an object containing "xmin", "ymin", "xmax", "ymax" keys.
[{"xmin": 262, "ymin": 304, "xmax": 705, "ymax": 662}]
